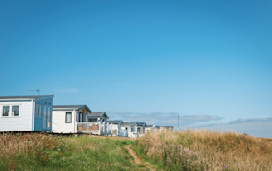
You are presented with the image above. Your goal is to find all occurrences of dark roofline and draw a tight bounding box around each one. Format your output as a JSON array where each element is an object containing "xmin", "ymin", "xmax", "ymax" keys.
[
  {"xmin": 135, "ymin": 122, "xmax": 146, "ymax": 126},
  {"xmin": 53, "ymin": 105, "xmax": 91, "ymax": 113},
  {"xmin": 87, "ymin": 112, "xmax": 109, "ymax": 119},
  {"xmin": 108, "ymin": 120, "xmax": 123, "ymax": 124},
  {"xmin": 123, "ymin": 122, "xmax": 137, "ymax": 126},
  {"xmin": 0, "ymin": 95, "xmax": 54, "ymax": 100},
  {"xmin": 146, "ymin": 125, "xmax": 154, "ymax": 127},
  {"xmin": 160, "ymin": 126, "xmax": 174, "ymax": 128}
]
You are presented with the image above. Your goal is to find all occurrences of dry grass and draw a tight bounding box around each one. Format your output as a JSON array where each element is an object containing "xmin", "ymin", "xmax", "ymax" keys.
[
  {"xmin": 0, "ymin": 133, "xmax": 147, "ymax": 170},
  {"xmin": 0, "ymin": 133, "xmax": 65, "ymax": 170},
  {"xmin": 135, "ymin": 130, "xmax": 272, "ymax": 171}
]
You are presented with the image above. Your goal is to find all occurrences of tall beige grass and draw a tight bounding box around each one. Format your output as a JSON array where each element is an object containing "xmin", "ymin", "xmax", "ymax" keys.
[
  {"xmin": 136, "ymin": 130, "xmax": 272, "ymax": 171},
  {"xmin": 0, "ymin": 133, "xmax": 61, "ymax": 170}
]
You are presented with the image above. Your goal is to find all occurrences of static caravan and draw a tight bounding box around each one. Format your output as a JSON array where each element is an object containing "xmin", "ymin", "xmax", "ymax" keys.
[
  {"xmin": 159, "ymin": 126, "xmax": 174, "ymax": 132},
  {"xmin": 121, "ymin": 122, "xmax": 138, "ymax": 138},
  {"xmin": 52, "ymin": 105, "xmax": 91, "ymax": 133},
  {"xmin": 108, "ymin": 120, "xmax": 123, "ymax": 136},
  {"xmin": 87, "ymin": 112, "xmax": 109, "ymax": 135},
  {"xmin": 0, "ymin": 95, "xmax": 54, "ymax": 132},
  {"xmin": 135, "ymin": 122, "xmax": 146, "ymax": 136},
  {"xmin": 145, "ymin": 124, "xmax": 156, "ymax": 133}
]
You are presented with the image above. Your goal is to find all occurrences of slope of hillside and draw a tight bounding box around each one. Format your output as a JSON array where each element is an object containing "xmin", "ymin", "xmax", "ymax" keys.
[
  {"xmin": 1, "ymin": 131, "xmax": 271, "ymax": 171},
  {"xmin": 133, "ymin": 130, "xmax": 272, "ymax": 171},
  {"xmin": 0, "ymin": 134, "xmax": 148, "ymax": 171}
]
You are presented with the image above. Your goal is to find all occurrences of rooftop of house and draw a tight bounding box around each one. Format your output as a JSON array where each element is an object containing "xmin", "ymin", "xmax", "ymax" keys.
[
  {"xmin": 123, "ymin": 122, "xmax": 137, "ymax": 127},
  {"xmin": 87, "ymin": 112, "xmax": 109, "ymax": 119},
  {"xmin": 160, "ymin": 126, "xmax": 174, "ymax": 129},
  {"xmin": 0, "ymin": 95, "xmax": 54, "ymax": 101},
  {"xmin": 107, "ymin": 120, "xmax": 123, "ymax": 124},
  {"xmin": 53, "ymin": 105, "xmax": 91, "ymax": 113},
  {"xmin": 135, "ymin": 122, "xmax": 147, "ymax": 126},
  {"xmin": 146, "ymin": 124, "xmax": 155, "ymax": 127}
]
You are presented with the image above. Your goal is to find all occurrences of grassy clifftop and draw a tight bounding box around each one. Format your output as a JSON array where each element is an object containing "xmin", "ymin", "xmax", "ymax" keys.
[
  {"xmin": 0, "ymin": 131, "xmax": 271, "ymax": 170},
  {"xmin": 0, "ymin": 134, "xmax": 147, "ymax": 171},
  {"xmin": 133, "ymin": 130, "xmax": 272, "ymax": 171}
]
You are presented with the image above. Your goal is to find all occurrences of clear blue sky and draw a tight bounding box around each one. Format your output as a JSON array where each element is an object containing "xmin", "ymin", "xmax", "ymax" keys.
[{"xmin": 0, "ymin": 0, "xmax": 271, "ymax": 137}]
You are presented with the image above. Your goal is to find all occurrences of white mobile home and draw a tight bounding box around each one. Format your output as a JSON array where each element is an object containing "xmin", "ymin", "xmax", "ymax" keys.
[
  {"xmin": 87, "ymin": 112, "xmax": 109, "ymax": 123},
  {"xmin": 135, "ymin": 122, "xmax": 146, "ymax": 137},
  {"xmin": 108, "ymin": 120, "xmax": 123, "ymax": 136},
  {"xmin": 159, "ymin": 126, "xmax": 174, "ymax": 132},
  {"xmin": 121, "ymin": 122, "xmax": 138, "ymax": 138},
  {"xmin": 145, "ymin": 124, "xmax": 156, "ymax": 133},
  {"xmin": 52, "ymin": 105, "xmax": 91, "ymax": 133},
  {"xmin": 87, "ymin": 112, "xmax": 109, "ymax": 135},
  {"xmin": 0, "ymin": 95, "xmax": 54, "ymax": 132}
]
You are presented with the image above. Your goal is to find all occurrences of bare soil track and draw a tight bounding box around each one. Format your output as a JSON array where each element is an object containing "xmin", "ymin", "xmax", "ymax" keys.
[{"xmin": 126, "ymin": 145, "xmax": 156, "ymax": 171}]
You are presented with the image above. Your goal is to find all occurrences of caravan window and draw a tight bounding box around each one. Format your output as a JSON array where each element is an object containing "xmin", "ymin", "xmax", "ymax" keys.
[
  {"xmin": 43, "ymin": 106, "xmax": 47, "ymax": 128},
  {"xmin": 2, "ymin": 106, "xmax": 9, "ymax": 116},
  {"xmin": 36, "ymin": 105, "xmax": 39, "ymax": 117},
  {"xmin": 66, "ymin": 112, "xmax": 72, "ymax": 123},
  {"xmin": 89, "ymin": 118, "xmax": 97, "ymax": 122},
  {"xmin": 39, "ymin": 105, "xmax": 43, "ymax": 117},
  {"xmin": 47, "ymin": 108, "xmax": 51, "ymax": 128},
  {"xmin": 12, "ymin": 106, "xmax": 19, "ymax": 116}
]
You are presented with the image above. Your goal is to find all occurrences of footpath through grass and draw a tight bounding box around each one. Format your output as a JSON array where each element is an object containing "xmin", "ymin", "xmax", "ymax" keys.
[{"xmin": 0, "ymin": 134, "xmax": 148, "ymax": 171}]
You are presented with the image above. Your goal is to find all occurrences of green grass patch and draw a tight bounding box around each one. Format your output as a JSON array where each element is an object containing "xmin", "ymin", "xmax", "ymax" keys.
[{"xmin": 0, "ymin": 134, "xmax": 148, "ymax": 171}]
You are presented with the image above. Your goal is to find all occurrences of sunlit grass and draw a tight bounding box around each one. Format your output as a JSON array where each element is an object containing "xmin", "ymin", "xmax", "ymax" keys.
[
  {"xmin": 0, "ymin": 133, "xmax": 147, "ymax": 170},
  {"xmin": 133, "ymin": 130, "xmax": 272, "ymax": 171}
]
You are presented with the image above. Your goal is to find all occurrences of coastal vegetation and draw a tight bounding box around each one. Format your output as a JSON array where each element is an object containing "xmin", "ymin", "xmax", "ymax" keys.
[
  {"xmin": 0, "ymin": 134, "xmax": 147, "ymax": 171},
  {"xmin": 133, "ymin": 130, "xmax": 272, "ymax": 171},
  {"xmin": 1, "ymin": 131, "xmax": 271, "ymax": 170}
]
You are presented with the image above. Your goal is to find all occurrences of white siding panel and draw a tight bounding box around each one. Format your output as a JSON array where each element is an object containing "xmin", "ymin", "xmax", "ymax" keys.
[
  {"xmin": 52, "ymin": 111, "xmax": 76, "ymax": 133},
  {"xmin": 0, "ymin": 102, "xmax": 34, "ymax": 131}
]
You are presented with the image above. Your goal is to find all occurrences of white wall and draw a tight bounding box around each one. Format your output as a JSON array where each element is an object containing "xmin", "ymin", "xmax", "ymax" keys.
[
  {"xmin": 0, "ymin": 101, "xmax": 34, "ymax": 131},
  {"xmin": 121, "ymin": 125, "xmax": 138, "ymax": 138},
  {"xmin": 109, "ymin": 123, "xmax": 119, "ymax": 136},
  {"xmin": 52, "ymin": 111, "xmax": 77, "ymax": 133}
]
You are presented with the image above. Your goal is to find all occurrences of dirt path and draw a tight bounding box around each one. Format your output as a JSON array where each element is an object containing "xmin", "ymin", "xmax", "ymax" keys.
[{"xmin": 126, "ymin": 145, "xmax": 156, "ymax": 171}]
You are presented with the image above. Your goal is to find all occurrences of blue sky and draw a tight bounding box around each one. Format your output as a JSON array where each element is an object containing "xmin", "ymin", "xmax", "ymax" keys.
[{"xmin": 0, "ymin": 0, "xmax": 272, "ymax": 137}]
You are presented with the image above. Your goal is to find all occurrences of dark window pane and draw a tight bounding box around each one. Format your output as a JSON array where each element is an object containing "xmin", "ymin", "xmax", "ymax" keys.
[
  {"xmin": 89, "ymin": 118, "xmax": 97, "ymax": 122},
  {"xmin": 66, "ymin": 112, "xmax": 72, "ymax": 123},
  {"xmin": 12, "ymin": 106, "xmax": 19, "ymax": 116},
  {"xmin": 3, "ymin": 106, "xmax": 9, "ymax": 116}
]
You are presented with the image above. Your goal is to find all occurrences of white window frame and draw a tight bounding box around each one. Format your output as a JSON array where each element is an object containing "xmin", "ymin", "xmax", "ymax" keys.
[
  {"xmin": 12, "ymin": 105, "xmax": 20, "ymax": 116},
  {"xmin": 1, "ymin": 104, "xmax": 21, "ymax": 117},
  {"xmin": 2, "ymin": 105, "xmax": 10, "ymax": 117},
  {"xmin": 66, "ymin": 112, "xmax": 72, "ymax": 123}
]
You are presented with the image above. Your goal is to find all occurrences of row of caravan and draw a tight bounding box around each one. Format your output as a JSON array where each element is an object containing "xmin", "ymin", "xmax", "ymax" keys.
[{"xmin": 0, "ymin": 95, "xmax": 172, "ymax": 138}]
